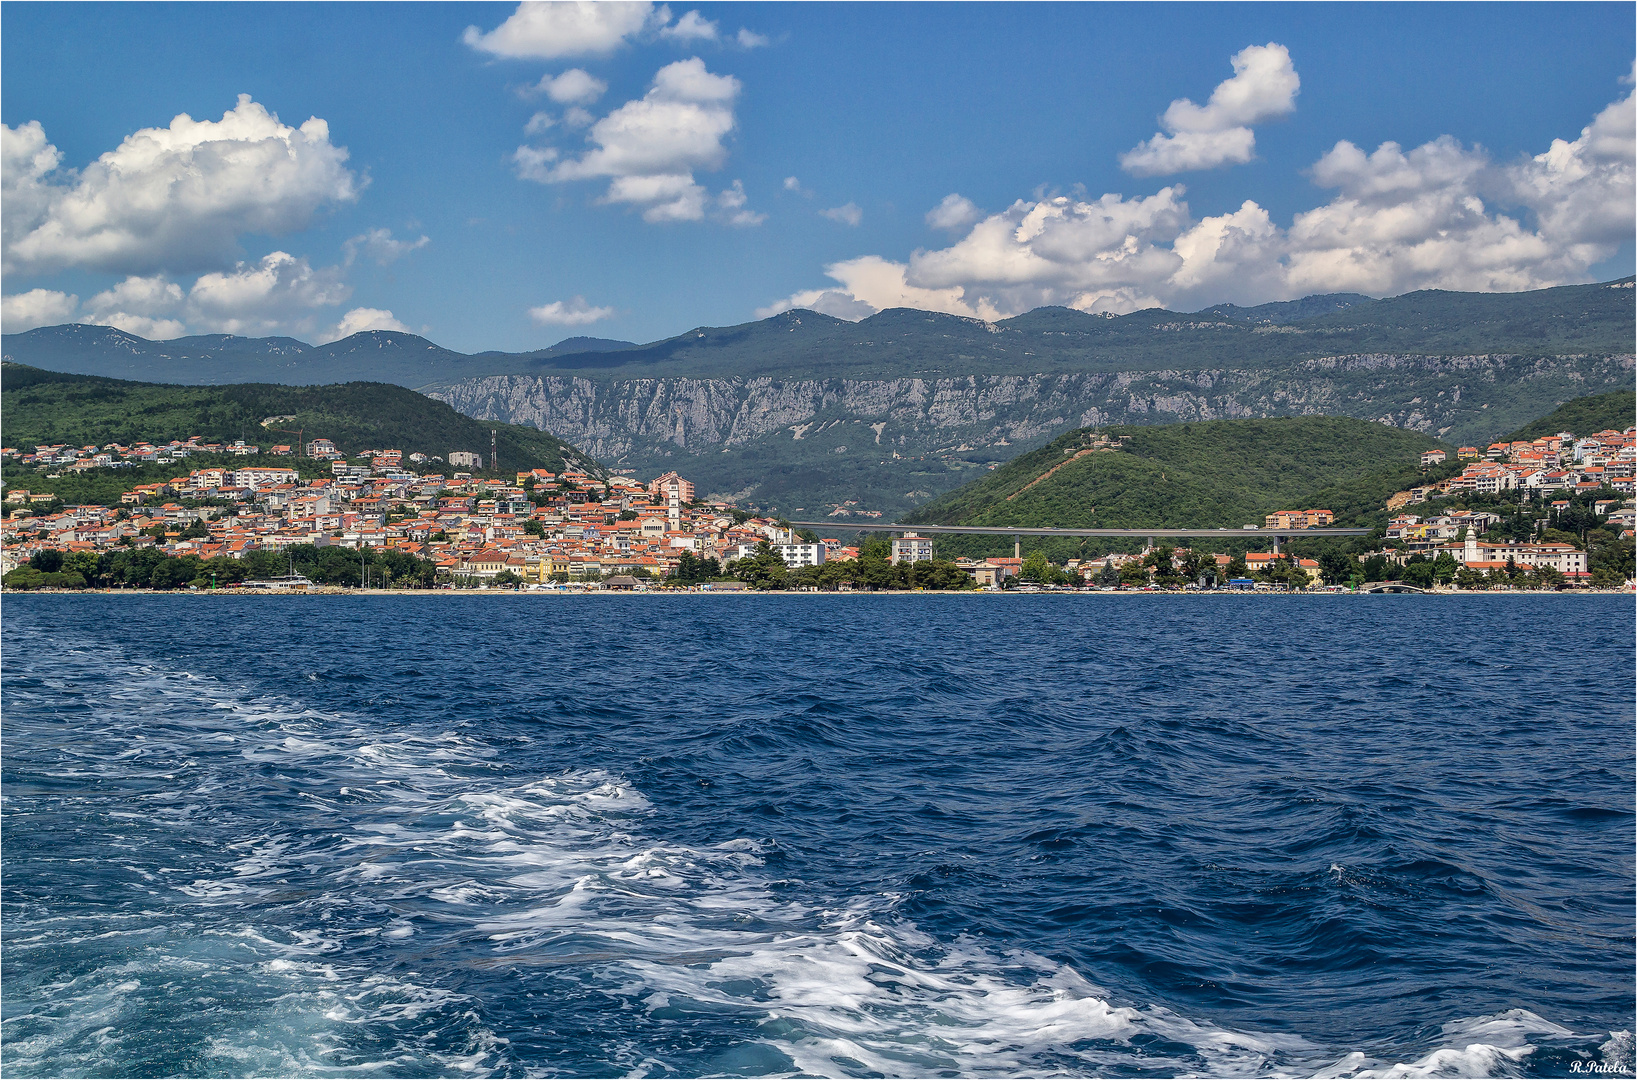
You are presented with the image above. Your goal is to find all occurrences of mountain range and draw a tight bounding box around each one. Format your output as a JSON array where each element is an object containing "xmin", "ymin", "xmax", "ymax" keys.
[{"xmin": 4, "ymin": 279, "xmax": 1632, "ymax": 518}]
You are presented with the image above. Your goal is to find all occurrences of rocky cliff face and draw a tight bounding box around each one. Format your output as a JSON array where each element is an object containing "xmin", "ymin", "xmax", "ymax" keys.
[{"xmin": 429, "ymin": 353, "xmax": 1633, "ymax": 518}]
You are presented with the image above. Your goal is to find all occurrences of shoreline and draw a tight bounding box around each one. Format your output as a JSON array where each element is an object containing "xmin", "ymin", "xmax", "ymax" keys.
[{"xmin": 5, "ymin": 587, "xmax": 1633, "ymax": 598}]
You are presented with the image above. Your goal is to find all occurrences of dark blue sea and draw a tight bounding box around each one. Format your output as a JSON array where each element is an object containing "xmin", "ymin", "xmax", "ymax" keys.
[{"xmin": 3, "ymin": 595, "xmax": 1633, "ymax": 1078}]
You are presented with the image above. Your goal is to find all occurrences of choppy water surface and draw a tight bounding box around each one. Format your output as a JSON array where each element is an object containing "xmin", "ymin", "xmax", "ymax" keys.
[{"xmin": 3, "ymin": 594, "xmax": 1633, "ymax": 1078}]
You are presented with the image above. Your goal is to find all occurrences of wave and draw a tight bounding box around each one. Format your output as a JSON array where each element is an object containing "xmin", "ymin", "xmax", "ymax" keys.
[{"xmin": 2, "ymin": 621, "xmax": 1629, "ymax": 1078}]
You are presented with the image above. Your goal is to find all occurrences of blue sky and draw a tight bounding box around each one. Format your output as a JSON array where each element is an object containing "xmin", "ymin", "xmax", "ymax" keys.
[{"xmin": 3, "ymin": 2, "xmax": 1632, "ymax": 352}]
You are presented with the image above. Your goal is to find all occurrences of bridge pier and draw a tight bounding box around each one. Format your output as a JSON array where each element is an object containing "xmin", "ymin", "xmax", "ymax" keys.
[{"xmin": 1014, "ymin": 539, "xmax": 1021, "ymax": 560}]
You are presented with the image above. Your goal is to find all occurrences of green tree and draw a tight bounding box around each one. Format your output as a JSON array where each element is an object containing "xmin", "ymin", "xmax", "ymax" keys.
[
  {"xmin": 1529, "ymin": 564, "xmax": 1566, "ymax": 590},
  {"xmin": 1020, "ymin": 550, "xmax": 1065, "ymax": 584},
  {"xmin": 856, "ymin": 533, "xmax": 893, "ymax": 561},
  {"xmin": 1118, "ymin": 561, "xmax": 1150, "ymax": 587},
  {"xmin": 1588, "ymin": 535, "xmax": 1634, "ymax": 584},
  {"xmin": 729, "ymin": 541, "xmax": 789, "ymax": 590},
  {"xmin": 64, "ymin": 550, "xmax": 101, "ymax": 582},
  {"xmin": 524, "ymin": 518, "xmax": 545, "ymax": 537},
  {"xmin": 1176, "ymin": 549, "xmax": 1219, "ymax": 586},
  {"xmin": 1401, "ymin": 560, "xmax": 1436, "ymax": 589},
  {"xmin": 1317, "ymin": 550, "xmax": 1356, "ymax": 586}
]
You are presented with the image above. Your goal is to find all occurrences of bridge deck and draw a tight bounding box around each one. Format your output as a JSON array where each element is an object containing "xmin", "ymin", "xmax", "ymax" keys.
[{"xmin": 787, "ymin": 522, "xmax": 1372, "ymax": 539}]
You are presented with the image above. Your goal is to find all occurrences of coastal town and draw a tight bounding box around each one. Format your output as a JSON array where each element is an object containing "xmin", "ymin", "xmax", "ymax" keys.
[{"xmin": 2, "ymin": 422, "xmax": 1633, "ymax": 591}]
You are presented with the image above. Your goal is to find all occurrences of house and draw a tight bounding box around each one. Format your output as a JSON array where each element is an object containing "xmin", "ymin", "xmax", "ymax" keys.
[
  {"xmin": 964, "ymin": 557, "xmax": 1020, "ymax": 587},
  {"xmin": 1421, "ymin": 449, "xmax": 1448, "ymax": 467},
  {"xmin": 461, "ymin": 548, "xmax": 511, "ymax": 578},
  {"xmin": 1243, "ymin": 553, "xmax": 1323, "ymax": 581}
]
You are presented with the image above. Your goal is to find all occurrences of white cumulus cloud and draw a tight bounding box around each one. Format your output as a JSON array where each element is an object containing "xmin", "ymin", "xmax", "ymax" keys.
[
  {"xmin": 716, "ymin": 179, "xmax": 765, "ymax": 226},
  {"xmin": 14, "ymin": 252, "xmax": 362, "ymax": 342},
  {"xmin": 322, "ymin": 307, "xmax": 410, "ymax": 343},
  {"xmin": 757, "ymin": 255, "xmax": 1000, "ymax": 321},
  {"xmin": 736, "ymin": 28, "xmax": 770, "ymax": 49},
  {"xmin": 2, "ymin": 96, "xmax": 359, "ymax": 277},
  {"xmin": 760, "ymin": 71, "xmax": 1636, "ymax": 322},
  {"xmin": 926, "ymin": 193, "xmax": 982, "ymax": 231},
  {"xmin": 464, "ymin": 1, "xmax": 657, "ymax": 59},
  {"xmin": 821, "ymin": 202, "xmax": 862, "ymax": 226},
  {"xmin": 1504, "ymin": 87, "xmax": 1635, "ymax": 260},
  {"xmin": 513, "ymin": 145, "xmax": 560, "ymax": 182},
  {"xmin": 185, "ymin": 251, "xmax": 350, "ymax": 336},
  {"xmin": 517, "ymin": 56, "xmax": 751, "ymax": 224},
  {"xmin": 1, "ymin": 288, "xmax": 80, "ymax": 333},
  {"xmin": 1120, "ymin": 43, "xmax": 1299, "ymax": 176},
  {"xmin": 92, "ymin": 312, "xmax": 190, "ymax": 340},
  {"xmin": 81, "ymin": 274, "xmax": 188, "ymax": 339},
  {"xmin": 532, "ymin": 68, "xmax": 608, "ymax": 104},
  {"xmin": 529, "ymin": 296, "xmax": 616, "ymax": 325},
  {"xmin": 343, "ymin": 227, "xmax": 430, "ymax": 266},
  {"xmin": 660, "ymin": 10, "xmax": 718, "ymax": 42}
]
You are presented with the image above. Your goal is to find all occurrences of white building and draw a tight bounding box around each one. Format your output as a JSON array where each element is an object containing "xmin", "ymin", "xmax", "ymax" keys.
[
  {"xmin": 1459, "ymin": 535, "xmax": 1588, "ymax": 575},
  {"xmin": 891, "ymin": 532, "xmax": 934, "ymax": 564},
  {"xmin": 231, "ymin": 467, "xmax": 300, "ymax": 490},
  {"xmin": 774, "ymin": 542, "xmax": 826, "ymax": 569},
  {"xmin": 449, "ymin": 450, "xmax": 484, "ymax": 469}
]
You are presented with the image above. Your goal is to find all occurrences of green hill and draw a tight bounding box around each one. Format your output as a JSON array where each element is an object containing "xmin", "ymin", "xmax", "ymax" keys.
[
  {"xmin": 901, "ymin": 415, "xmax": 1447, "ymax": 556},
  {"xmin": 0, "ymin": 363, "xmax": 602, "ymax": 476},
  {"xmin": 1502, "ymin": 390, "xmax": 1635, "ymax": 443}
]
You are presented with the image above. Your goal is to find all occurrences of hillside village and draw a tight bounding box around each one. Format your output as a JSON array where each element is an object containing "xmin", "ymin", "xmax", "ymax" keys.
[{"xmin": 2, "ymin": 418, "xmax": 1633, "ymax": 591}]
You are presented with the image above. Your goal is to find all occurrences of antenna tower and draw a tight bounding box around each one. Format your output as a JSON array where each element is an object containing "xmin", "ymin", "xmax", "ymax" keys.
[{"xmin": 491, "ymin": 429, "xmax": 498, "ymax": 474}]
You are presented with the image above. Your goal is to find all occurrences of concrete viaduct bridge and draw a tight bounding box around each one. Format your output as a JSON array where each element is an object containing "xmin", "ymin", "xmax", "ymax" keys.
[{"xmin": 787, "ymin": 522, "xmax": 1372, "ymax": 558}]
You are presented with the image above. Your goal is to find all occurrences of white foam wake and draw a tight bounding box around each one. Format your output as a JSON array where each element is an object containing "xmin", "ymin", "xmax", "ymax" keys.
[{"xmin": 4, "ymin": 628, "xmax": 1626, "ymax": 1078}]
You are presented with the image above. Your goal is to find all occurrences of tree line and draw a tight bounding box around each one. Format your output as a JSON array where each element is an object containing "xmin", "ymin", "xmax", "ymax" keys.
[{"xmin": 3, "ymin": 544, "xmax": 440, "ymax": 591}]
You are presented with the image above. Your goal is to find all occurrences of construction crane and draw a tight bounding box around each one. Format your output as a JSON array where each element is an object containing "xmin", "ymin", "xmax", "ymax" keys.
[{"xmin": 262, "ymin": 423, "xmax": 305, "ymax": 457}]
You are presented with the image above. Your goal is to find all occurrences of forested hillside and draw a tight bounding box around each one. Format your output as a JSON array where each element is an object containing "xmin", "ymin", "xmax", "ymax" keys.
[
  {"xmin": 0, "ymin": 364, "xmax": 602, "ymax": 476},
  {"xmin": 1502, "ymin": 390, "xmax": 1635, "ymax": 443},
  {"xmin": 902, "ymin": 416, "xmax": 1447, "ymax": 538}
]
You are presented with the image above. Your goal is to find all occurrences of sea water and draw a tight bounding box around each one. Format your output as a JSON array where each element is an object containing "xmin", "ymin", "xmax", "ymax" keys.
[{"xmin": 2, "ymin": 594, "xmax": 1632, "ymax": 1078}]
